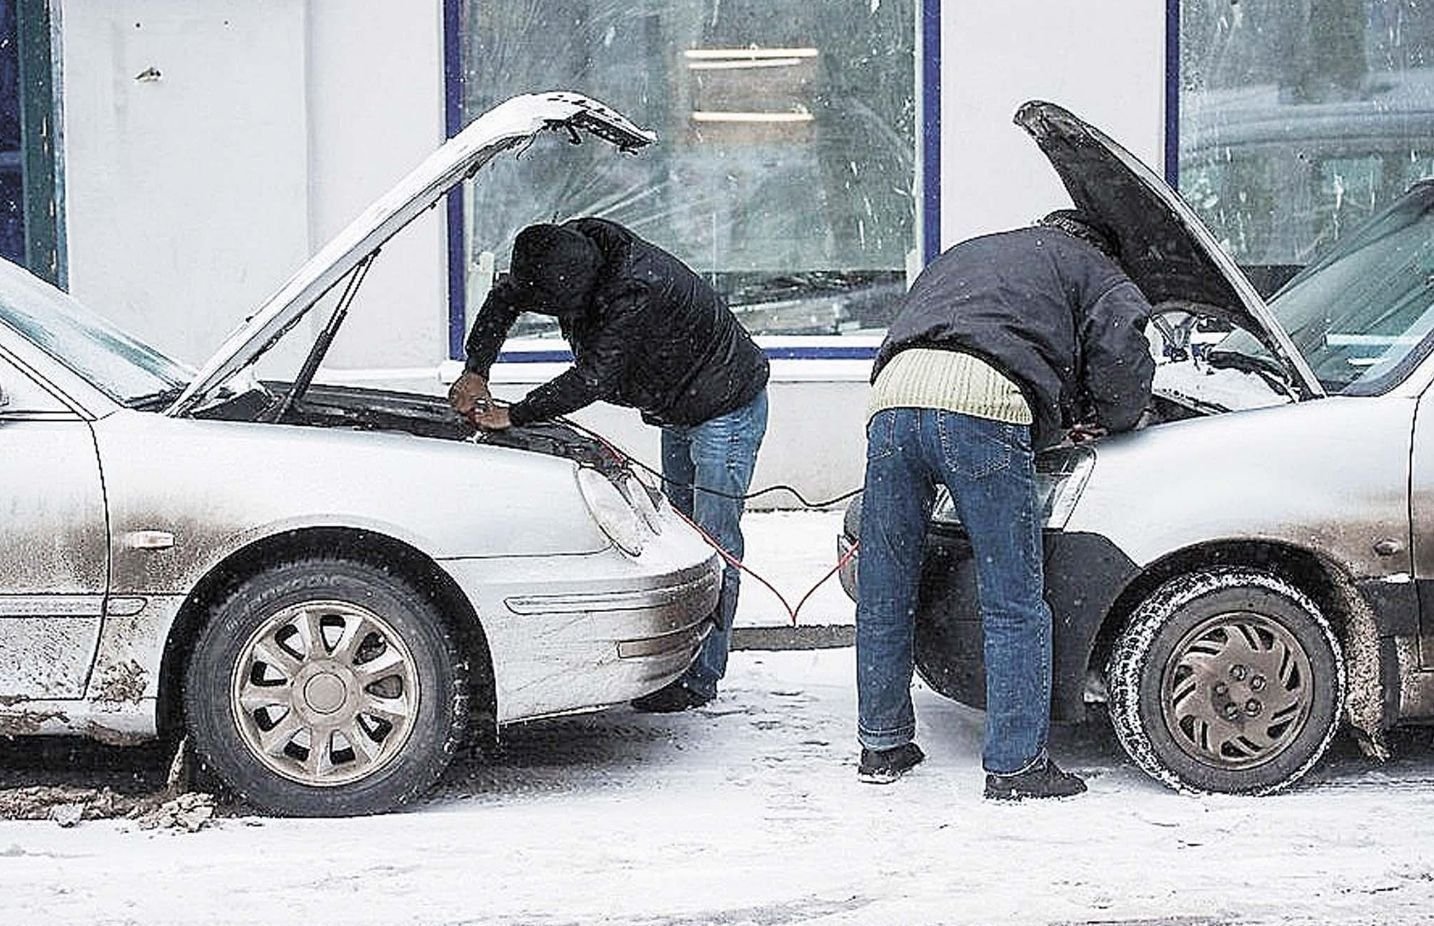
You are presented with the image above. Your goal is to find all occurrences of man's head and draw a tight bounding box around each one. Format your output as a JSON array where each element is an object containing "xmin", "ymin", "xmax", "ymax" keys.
[
  {"xmin": 1038, "ymin": 209, "xmax": 1121, "ymax": 261},
  {"xmin": 510, "ymin": 223, "xmax": 601, "ymax": 315}
]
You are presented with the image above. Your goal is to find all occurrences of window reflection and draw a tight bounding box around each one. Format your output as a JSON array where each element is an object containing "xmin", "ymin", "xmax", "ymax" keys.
[
  {"xmin": 1179, "ymin": 0, "xmax": 1434, "ymax": 273},
  {"xmin": 457, "ymin": 0, "xmax": 916, "ymax": 339}
]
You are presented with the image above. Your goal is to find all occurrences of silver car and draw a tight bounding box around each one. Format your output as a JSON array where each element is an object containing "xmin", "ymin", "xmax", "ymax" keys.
[
  {"xmin": 840, "ymin": 101, "xmax": 1434, "ymax": 795},
  {"xmin": 0, "ymin": 92, "xmax": 721, "ymax": 816}
]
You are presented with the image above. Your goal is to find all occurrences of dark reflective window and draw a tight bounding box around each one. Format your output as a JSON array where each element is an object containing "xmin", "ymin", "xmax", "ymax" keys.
[
  {"xmin": 456, "ymin": 0, "xmax": 916, "ymax": 339},
  {"xmin": 1179, "ymin": 0, "xmax": 1434, "ymax": 271},
  {"xmin": 0, "ymin": 1, "xmax": 23, "ymax": 266}
]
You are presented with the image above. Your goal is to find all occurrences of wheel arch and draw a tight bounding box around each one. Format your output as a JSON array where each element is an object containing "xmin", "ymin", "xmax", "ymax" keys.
[
  {"xmin": 1085, "ymin": 539, "xmax": 1379, "ymax": 736},
  {"xmin": 156, "ymin": 527, "xmax": 497, "ymax": 745}
]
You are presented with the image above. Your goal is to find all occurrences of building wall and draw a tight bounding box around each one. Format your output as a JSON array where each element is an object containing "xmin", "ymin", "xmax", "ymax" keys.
[
  {"xmin": 56, "ymin": 0, "xmax": 1165, "ymax": 506},
  {"xmin": 61, "ymin": 1, "xmax": 310, "ymax": 366},
  {"xmin": 60, "ymin": 0, "xmax": 444, "ymax": 373}
]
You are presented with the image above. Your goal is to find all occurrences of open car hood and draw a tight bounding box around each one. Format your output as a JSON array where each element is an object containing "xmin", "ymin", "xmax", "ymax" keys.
[
  {"xmin": 166, "ymin": 92, "xmax": 655, "ymax": 416},
  {"xmin": 1015, "ymin": 101, "xmax": 1324, "ymax": 399}
]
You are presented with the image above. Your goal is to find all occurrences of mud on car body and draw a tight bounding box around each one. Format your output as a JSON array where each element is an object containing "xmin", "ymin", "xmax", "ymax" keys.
[
  {"xmin": 840, "ymin": 101, "xmax": 1434, "ymax": 795},
  {"xmin": 0, "ymin": 92, "xmax": 723, "ymax": 816}
]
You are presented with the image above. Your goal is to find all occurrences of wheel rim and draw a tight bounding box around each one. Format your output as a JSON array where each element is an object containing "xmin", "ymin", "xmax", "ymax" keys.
[
  {"xmin": 1161, "ymin": 610, "xmax": 1315, "ymax": 771},
  {"xmin": 230, "ymin": 601, "xmax": 421, "ymax": 787}
]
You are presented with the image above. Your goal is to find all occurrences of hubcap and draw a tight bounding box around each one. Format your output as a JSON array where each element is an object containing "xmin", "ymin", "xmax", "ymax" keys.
[
  {"xmin": 230, "ymin": 601, "xmax": 421, "ymax": 787},
  {"xmin": 1161, "ymin": 611, "xmax": 1314, "ymax": 771},
  {"xmin": 303, "ymin": 673, "xmax": 347, "ymax": 714}
]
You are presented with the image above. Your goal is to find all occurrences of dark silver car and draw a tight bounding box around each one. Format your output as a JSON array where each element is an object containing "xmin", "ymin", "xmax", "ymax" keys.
[
  {"xmin": 840, "ymin": 101, "xmax": 1434, "ymax": 795},
  {"xmin": 0, "ymin": 93, "xmax": 721, "ymax": 816}
]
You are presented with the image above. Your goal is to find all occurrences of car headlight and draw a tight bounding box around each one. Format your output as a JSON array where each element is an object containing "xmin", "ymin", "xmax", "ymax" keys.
[
  {"xmin": 618, "ymin": 472, "xmax": 665, "ymax": 535},
  {"xmin": 576, "ymin": 467, "xmax": 645, "ymax": 556},
  {"xmin": 931, "ymin": 446, "xmax": 1094, "ymax": 531}
]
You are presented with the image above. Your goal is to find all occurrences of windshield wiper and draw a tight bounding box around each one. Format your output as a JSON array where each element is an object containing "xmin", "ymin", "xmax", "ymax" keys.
[
  {"xmin": 126, "ymin": 384, "xmax": 189, "ymax": 410},
  {"xmin": 1205, "ymin": 349, "xmax": 1298, "ymax": 400}
]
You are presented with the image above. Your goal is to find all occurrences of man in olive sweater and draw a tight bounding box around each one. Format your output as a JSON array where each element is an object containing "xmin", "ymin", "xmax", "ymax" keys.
[
  {"xmin": 449, "ymin": 218, "xmax": 769, "ymax": 712},
  {"xmin": 855, "ymin": 210, "xmax": 1154, "ymax": 799}
]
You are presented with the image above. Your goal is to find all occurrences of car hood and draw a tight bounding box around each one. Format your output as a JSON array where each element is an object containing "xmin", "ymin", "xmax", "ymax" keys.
[
  {"xmin": 1015, "ymin": 101, "xmax": 1324, "ymax": 399},
  {"xmin": 166, "ymin": 92, "xmax": 655, "ymax": 416}
]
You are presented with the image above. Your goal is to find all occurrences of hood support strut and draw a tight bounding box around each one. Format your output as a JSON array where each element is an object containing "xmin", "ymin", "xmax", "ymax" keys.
[{"xmin": 268, "ymin": 250, "xmax": 377, "ymax": 423}]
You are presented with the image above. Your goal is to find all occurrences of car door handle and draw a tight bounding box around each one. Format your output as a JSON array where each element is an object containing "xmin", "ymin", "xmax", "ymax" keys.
[{"xmin": 1373, "ymin": 538, "xmax": 1403, "ymax": 557}]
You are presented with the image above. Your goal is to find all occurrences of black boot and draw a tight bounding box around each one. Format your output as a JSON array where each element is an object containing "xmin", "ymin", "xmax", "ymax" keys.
[
  {"xmin": 631, "ymin": 682, "xmax": 712, "ymax": 713},
  {"xmin": 857, "ymin": 742, "xmax": 925, "ymax": 784},
  {"xmin": 984, "ymin": 756, "xmax": 1086, "ymax": 801}
]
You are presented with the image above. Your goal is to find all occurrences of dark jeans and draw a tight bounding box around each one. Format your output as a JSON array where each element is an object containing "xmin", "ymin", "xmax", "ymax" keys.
[
  {"xmin": 855, "ymin": 407, "xmax": 1052, "ymax": 775},
  {"xmin": 661, "ymin": 389, "xmax": 768, "ymax": 700}
]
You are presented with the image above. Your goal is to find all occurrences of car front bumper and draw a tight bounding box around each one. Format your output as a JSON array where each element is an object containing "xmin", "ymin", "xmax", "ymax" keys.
[
  {"xmin": 443, "ymin": 550, "xmax": 722, "ymax": 724},
  {"xmin": 839, "ymin": 524, "xmax": 1141, "ymax": 722}
]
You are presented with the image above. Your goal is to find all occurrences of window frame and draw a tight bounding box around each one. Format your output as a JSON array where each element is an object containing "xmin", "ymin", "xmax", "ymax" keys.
[
  {"xmin": 438, "ymin": 0, "xmax": 942, "ymax": 368},
  {"xmin": 16, "ymin": 0, "xmax": 63, "ymax": 288}
]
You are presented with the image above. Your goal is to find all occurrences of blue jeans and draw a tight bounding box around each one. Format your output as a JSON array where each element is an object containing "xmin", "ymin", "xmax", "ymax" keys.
[
  {"xmin": 855, "ymin": 407, "xmax": 1052, "ymax": 775},
  {"xmin": 661, "ymin": 389, "xmax": 768, "ymax": 700}
]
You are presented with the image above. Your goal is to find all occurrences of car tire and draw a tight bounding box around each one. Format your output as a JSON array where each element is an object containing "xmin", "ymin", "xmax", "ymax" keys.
[
  {"xmin": 184, "ymin": 557, "xmax": 470, "ymax": 816},
  {"xmin": 1107, "ymin": 567, "xmax": 1344, "ymax": 795}
]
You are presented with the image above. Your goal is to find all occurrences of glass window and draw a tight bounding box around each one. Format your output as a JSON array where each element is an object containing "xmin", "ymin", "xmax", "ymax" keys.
[
  {"xmin": 1178, "ymin": 0, "xmax": 1434, "ymax": 271},
  {"xmin": 455, "ymin": 0, "xmax": 916, "ymax": 340},
  {"xmin": 1218, "ymin": 184, "xmax": 1434, "ymax": 395},
  {"xmin": 0, "ymin": 258, "xmax": 189, "ymax": 404},
  {"xmin": 0, "ymin": 2, "xmax": 22, "ymax": 266}
]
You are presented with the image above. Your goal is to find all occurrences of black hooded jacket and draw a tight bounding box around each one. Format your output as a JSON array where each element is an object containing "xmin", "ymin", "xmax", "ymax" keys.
[
  {"xmin": 464, "ymin": 218, "xmax": 769, "ymax": 428},
  {"xmin": 872, "ymin": 226, "xmax": 1154, "ymax": 449}
]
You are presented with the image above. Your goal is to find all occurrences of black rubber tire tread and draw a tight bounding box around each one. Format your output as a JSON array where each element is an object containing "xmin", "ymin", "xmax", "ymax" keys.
[
  {"xmin": 184, "ymin": 557, "xmax": 470, "ymax": 817},
  {"xmin": 1107, "ymin": 567, "xmax": 1344, "ymax": 796}
]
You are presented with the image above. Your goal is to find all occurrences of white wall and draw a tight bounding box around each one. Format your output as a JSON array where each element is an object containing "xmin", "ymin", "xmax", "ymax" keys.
[
  {"xmin": 60, "ymin": 0, "xmax": 443, "ymax": 372},
  {"xmin": 942, "ymin": 1, "xmax": 1166, "ymax": 242},
  {"xmin": 61, "ymin": 1, "xmax": 310, "ymax": 366},
  {"xmin": 302, "ymin": 3, "xmax": 445, "ymax": 372}
]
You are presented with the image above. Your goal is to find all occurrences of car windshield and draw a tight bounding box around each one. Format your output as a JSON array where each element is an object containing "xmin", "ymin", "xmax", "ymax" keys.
[
  {"xmin": 0, "ymin": 259, "xmax": 190, "ymax": 406},
  {"xmin": 1218, "ymin": 183, "xmax": 1434, "ymax": 395}
]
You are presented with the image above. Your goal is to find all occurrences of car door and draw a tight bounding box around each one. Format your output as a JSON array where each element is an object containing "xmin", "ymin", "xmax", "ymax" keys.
[
  {"xmin": 1412, "ymin": 380, "xmax": 1434, "ymax": 672},
  {"xmin": 0, "ymin": 350, "xmax": 108, "ymax": 700}
]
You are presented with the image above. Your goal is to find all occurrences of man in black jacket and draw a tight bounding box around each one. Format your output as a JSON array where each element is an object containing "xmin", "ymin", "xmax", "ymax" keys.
[
  {"xmin": 449, "ymin": 218, "xmax": 769, "ymax": 712},
  {"xmin": 854, "ymin": 210, "xmax": 1154, "ymax": 799}
]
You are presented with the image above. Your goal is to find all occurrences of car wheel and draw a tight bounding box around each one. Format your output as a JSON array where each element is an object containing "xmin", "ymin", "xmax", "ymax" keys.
[
  {"xmin": 1107, "ymin": 567, "xmax": 1344, "ymax": 795},
  {"xmin": 184, "ymin": 557, "xmax": 469, "ymax": 816}
]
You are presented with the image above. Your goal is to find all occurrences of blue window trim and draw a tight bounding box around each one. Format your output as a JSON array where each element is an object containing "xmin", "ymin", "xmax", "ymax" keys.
[
  {"xmin": 1164, "ymin": 0, "xmax": 1180, "ymax": 186},
  {"xmin": 443, "ymin": 0, "xmax": 467, "ymax": 360},
  {"xmin": 921, "ymin": 0, "xmax": 941, "ymax": 266},
  {"xmin": 441, "ymin": 0, "xmax": 940, "ymax": 360},
  {"xmin": 497, "ymin": 344, "xmax": 880, "ymax": 364}
]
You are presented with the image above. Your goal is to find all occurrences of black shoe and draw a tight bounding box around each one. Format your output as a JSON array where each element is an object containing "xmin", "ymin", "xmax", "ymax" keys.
[
  {"xmin": 983, "ymin": 756, "xmax": 1087, "ymax": 801},
  {"xmin": 857, "ymin": 743, "xmax": 925, "ymax": 784},
  {"xmin": 631, "ymin": 683, "xmax": 712, "ymax": 713}
]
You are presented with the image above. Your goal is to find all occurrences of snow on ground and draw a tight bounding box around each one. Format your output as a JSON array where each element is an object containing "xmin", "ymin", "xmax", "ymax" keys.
[
  {"xmin": 733, "ymin": 510, "xmax": 853, "ymax": 628},
  {"xmin": 2, "ymin": 651, "xmax": 1434, "ymax": 924},
  {"xmin": 4, "ymin": 513, "xmax": 1434, "ymax": 925}
]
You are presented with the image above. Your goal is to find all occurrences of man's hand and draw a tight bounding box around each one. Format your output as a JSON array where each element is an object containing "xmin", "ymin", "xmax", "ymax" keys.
[
  {"xmin": 472, "ymin": 405, "xmax": 511, "ymax": 430},
  {"xmin": 1069, "ymin": 422, "xmax": 1108, "ymax": 444},
  {"xmin": 448, "ymin": 371, "xmax": 492, "ymax": 418}
]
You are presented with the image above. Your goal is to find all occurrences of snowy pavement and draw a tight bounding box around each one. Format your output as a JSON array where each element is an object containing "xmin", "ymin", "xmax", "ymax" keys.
[
  {"xmin": 732, "ymin": 510, "xmax": 853, "ymax": 630},
  {"xmin": 5, "ymin": 511, "xmax": 1434, "ymax": 925},
  {"xmin": 4, "ymin": 647, "xmax": 1434, "ymax": 924}
]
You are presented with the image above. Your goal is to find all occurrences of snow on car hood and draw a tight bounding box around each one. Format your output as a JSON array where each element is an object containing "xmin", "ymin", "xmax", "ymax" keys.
[
  {"xmin": 166, "ymin": 92, "xmax": 655, "ymax": 417},
  {"xmin": 1015, "ymin": 101, "xmax": 1324, "ymax": 400}
]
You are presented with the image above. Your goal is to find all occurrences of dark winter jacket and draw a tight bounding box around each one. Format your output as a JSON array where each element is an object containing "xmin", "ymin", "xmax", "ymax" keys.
[
  {"xmin": 872, "ymin": 226, "xmax": 1154, "ymax": 449},
  {"xmin": 464, "ymin": 218, "xmax": 769, "ymax": 428}
]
